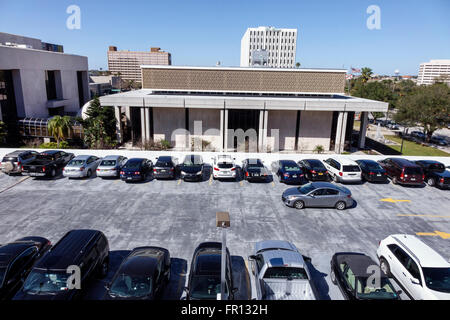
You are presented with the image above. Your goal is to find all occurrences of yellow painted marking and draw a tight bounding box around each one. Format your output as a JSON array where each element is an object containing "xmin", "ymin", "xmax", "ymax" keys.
[
  {"xmin": 177, "ymin": 179, "xmax": 181, "ymax": 185},
  {"xmin": 380, "ymin": 198, "xmax": 411, "ymax": 203},
  {"xmin": 240, "ymin": 181, "xmax": 244, "ymax": 187},
  {"xmin": 271, "ymin": 182, "xmax": 275, "ymax": 187},
  {"xmin": 398, "ymin": 214, "xmax": 450, "ymax": 219},
  {"xmin": 209, "ymin": 176, "xmax": 213, "ymax": 186},
  {"xmin": 416, "ymin": 231, "xmax": 450, "ymax": 239}
]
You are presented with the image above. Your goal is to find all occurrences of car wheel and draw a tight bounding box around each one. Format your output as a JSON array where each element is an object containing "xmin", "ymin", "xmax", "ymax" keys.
[
  {"xmin": 333, "ymin": 174, "xmax": 338, "ymax": 182},
  {"xmin": 335, "ymin": 201, "xmax": 346, "ymax": 210},
  {"xmin": 427, "ymin": 178, "xmax": 435, "ymax": 186},
  {"xmin": 87, "ymin": 169, "xmax": 92, "ymax": 178},
  {"xmin": 379, "ymin": 258, "xmax": 391, "ymax": 277},
  {"xmin": 330, "ymin": 269, "xmax": 337, "ymax": 285},
  {"xmin": 392, "ymin": 176, "xmax": 398, "ymax": 185},
  {"xmin": 293, "ymin": 200, "xmax": 305, "ymax": 210},
  {"xmin": 51, "ymin": 168, "xmax": 56, "ymax": 178}
]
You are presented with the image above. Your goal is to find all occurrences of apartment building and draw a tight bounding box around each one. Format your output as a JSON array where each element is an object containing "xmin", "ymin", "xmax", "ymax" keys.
[
  {"xmin": 240, "ymin": 26, "xmax": 298, "ymax": 68},
  {"xmin": 417, "ymin": 59, "xmax": 450, "ymax": 85},
  {"xmin": 107, "ymin": 46, "xmax": 171, "ymax": 82}
]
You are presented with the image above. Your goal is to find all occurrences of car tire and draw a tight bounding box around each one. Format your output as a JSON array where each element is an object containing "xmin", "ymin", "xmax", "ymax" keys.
[
  {"xmin": 427, "ymin": 178, "xmax": 435, "ymax": 186},
  {"xmin": 379, "ymin": 257, "xmax": 391, "ymax": 277},
  {"xmin": 330, "ymin": 268, "xmax": 337, "ymax": 285},
  {"xmin": 392, "ymin": 176, "xmax": 398, "ymax": 185},
  {"xmin": 50, "ymin": 168, "xmax": 56, "ymax": 178},
  {"xmin": 293, "ymin": 200, "xmax": 305, "ymax": 210},
  {"xmin": 335, "ymin": 201, "xmax": 346, "ymax": 210},
  {"xmin": 333, "ymin": 174, "xmax": 338, "ymax": 182},
  {"xmin": 87, "ymin": 169, "xmax": 92, "ymax": 178}
]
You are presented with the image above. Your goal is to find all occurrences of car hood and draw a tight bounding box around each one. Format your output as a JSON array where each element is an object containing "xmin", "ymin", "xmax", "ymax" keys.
[
  {"xmin": 180, "ymin": 165, "xmax": 202, "ymax": 173},
  {"xmin": 282, "ymin": 187, "xmax": 301, "ymax": 197}
]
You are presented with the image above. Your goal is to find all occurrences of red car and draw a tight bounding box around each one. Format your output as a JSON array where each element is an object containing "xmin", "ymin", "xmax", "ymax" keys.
[{"xmin": 377, "ymin": 158, "xmax": 424, "ymax": 186}]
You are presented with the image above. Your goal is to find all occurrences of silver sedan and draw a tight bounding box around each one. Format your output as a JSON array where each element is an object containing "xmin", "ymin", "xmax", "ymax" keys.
[
  {"xmin": 96, "ymin": 155, "xmax": 128, "ymax": 178},
  {"xmin": 282, "ymin": 182, "xmax": 354, "ymax": 210},
  {"xmin": 63, "ymin": 155, "xmax": 101, "ymax": 179}
]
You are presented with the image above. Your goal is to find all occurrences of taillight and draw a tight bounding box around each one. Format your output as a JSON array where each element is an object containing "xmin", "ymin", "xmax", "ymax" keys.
[
  {"xmin": 170, "ymin": 168, "xmax": 174, "ymax": 171},
  {"xmin": 153, "ymin": 169, "xmax": 157, "ymax": 172},
  {"xmin": 135, "ymin": 171, "xmax": 140, "ymax": 175},
  {"xmin": 440, "ymin": 178, "xmax": 444, "ymax": 183},
  {"xmin": 339, "ymin": 172, "xmax": 343, "ymax": 177},
  {"xmin": 80, "ymin": 167, "xmax": 84, "ymax": 171},
  {"xmin": 245, "ymin": 172, "xmax": 249, "ymax": 177},
  {"xmin": 400, "ymin": 171, "xmax": 404, "ymax": 179},
  {"xmin": 96, "ymin": 169, "xmax": 100, "ymax": 171},
  {"xmin": 62, "ymin": 168, "xmax": 65, "ymax": 171},
  {"xmin": 283, "ymin": 173, "xmax": 290, "ymax": 177},
  {"xmin": 384, "ymin": 172, "xmax": 387, "ymax": 175},
  {"xmin": 347, "ymin": 194, "xmax": 352, "ymax": 198},
  {"xmin": 214, "ymin": 167, "xmax": 219, "ymax": 171},
  {"xmin": 310, "ymin": 170, "xmax": 316, "ymax": 174},
  {"xmin": 325, "ymin": 171, "xmax": 328, "ymax": 174},
  {"xmin": 120, "ymin": 171, "xmax": 124, "ymax": 175},
  {"xmin": 231, "ymin": 168, "xmax": 236, "ymax": 171},
  {"xmin": 369, "ymin": 172, "xmax": 375, "ymax": 175},
  {"xmin": 18, "ymin": 161, "xmax": 22, "ymax": 169},
  {"xmin": 422, "ymin": 174, "xmax": 425, "ymax": 181},
  {"xmin": 42, "ymin": 167, "xmax": 46, "ymax": 172}
]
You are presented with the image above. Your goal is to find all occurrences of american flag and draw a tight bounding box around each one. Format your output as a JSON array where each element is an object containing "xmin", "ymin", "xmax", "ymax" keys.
[
  {"xmin": 351, "ymin": 67, "xmax": 361, "ymax": 73},
  {"xmin": 345, "ymin": 74, "xmax": 353, "ymax": 80}
]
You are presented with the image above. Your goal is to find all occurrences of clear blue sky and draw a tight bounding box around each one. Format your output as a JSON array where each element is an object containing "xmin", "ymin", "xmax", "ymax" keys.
[{"xmin": 1, "ymin": 0, "xmax": 449, "ymax": 75}]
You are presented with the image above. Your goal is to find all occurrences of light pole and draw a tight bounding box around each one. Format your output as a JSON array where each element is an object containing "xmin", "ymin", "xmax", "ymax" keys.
[{"xmin": 216, "ymin": 211, "xmax": 230, "ymax": 300}]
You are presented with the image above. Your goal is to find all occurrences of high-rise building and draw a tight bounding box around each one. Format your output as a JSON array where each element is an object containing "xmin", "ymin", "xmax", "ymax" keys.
[
  {"xmin": 240, "ymin": 26, "xmax": 298, "ymax": 68},
  {"xmin": 417, "ymin": 59, "xmax": 450, "ymax": 85},
  {"xmin": 107, "ymin": 46, "xmax": 171, "ymax": 81}
]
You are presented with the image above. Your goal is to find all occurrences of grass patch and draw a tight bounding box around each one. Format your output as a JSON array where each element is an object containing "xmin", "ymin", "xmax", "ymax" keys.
[{"xmin": 385, "ymin": 135, "xmax": 449, "ymax": 157}]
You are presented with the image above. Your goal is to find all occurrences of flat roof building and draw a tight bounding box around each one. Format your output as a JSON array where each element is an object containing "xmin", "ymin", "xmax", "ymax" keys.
[
  {"xmin": 107, "ymin": 46, "xmax": 171, "ymax": 82},
  {"xmin": 417, "ymin": 59, "xmax": 450, "ymax": 85},
  {"xmin": 99, "ymin": 65, "xmax": 388, "ymax": 154}
]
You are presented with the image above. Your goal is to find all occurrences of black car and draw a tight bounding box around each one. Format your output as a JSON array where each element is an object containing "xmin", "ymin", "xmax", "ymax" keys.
[
  {"xmin": 242, "ymin": 159, "xmax": 268, "ymax": 182},
  {"xmin": 185, "ymin": 242, "xmax": 236, "ymax": 300},
  {"xmin": 330, "ymin": 252, "xmax": 400, "ymax": 300},
  {"xmin": 105, "ymin": 247, "xmax": 170, "ymax": 300},
  {"xmin": 271, "ymin": 160, "xmax": 305, "ymax": 184},
  {"xmin": 153, "ymin": 156, "xmax": 178, "ymax": 180},
  {"xmin": 14, "ymin": 229, "xmax": 109, "ymax": 300},
  {"xmin": 21, "ymin": 150, "xmax": 75, "ymax": 178},
  {"xmin": 297, "ymin": 159, "xmax": 329, "ymax": 181},
  {"xmin": 415, "ymin": 160, "xmax": 450, "ymax": 189},
  {"xmin": 0, "ymin": 237, "xmax": 51, "ymax": 300},
  {"xmin": 120, "ymin": 158, "xmax": 153, "ymax": 182},
  {"xmin": 355, "ymin": 159, "xmax": 388, "ymax": 183},
  {"xmin": 179, "ymin": 154, "xmax": 204, "ymax": 182}
]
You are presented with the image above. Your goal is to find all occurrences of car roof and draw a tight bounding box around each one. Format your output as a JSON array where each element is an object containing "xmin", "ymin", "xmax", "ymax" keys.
[
  {"xmin": 71, "ymin": 155, "xmax": 93, "ymax": 160},
  {"xmin": 416, "ymin": 160, "xmax": 443, "ymax": 165},
  {"xmin": 127, "ymin": 158, "xmax": 146, "ymax": 162},
  {"xmin": 335, "ymin": 253, "xmax": 386, "ymax": 277},
  {"xmin": 5, "ymin": 150, "xmax": 33, "ymax": 156},
  {"xmin": 255, "ymin": 241, "xmax": 305, "ymax": 268},
  {"xmin": 156, "ymin": 156, "xmax": 172, "ymax": 161},
  {"xmin": 102, "ymin": 155, "xmax": 122, "ymax": 160},
  {"xmin": 390, "ymin": 234, "xmax": 450, "ymax": 268},
  {"xmin": 310, "ymin": 182, "xmax": 351, "ymax": 194},
  {"xmin": 35, "ymin": 229, "xmax": 101, "ymax": 270},
  {"xmin": 356, "ymin": 159, "xmax": 378, "ymax": 164},
  {"xmin": 0, "ymin": 243, "xmax": 33, "ymax": 266},
  {"xmin": 40, "ymin": 150, "xmax": 61, "ymax": 155},
  {"xmin": 118, "ymin": 248, "xmax": 164, "ymax": 275},
  {"xmin": 328, "ymin": 158, "xmax": 359, "ymax": 165},
  {"xmin": 279, "ymin": 160, "xmax": 298, "ymax": 166},
  {"xmin": 388, "ymin": 158, "xmax": 420, "ymax": 167},
  {"xmin": 302, "ymin": 159, "xmax": 323, "ymax": 165}
]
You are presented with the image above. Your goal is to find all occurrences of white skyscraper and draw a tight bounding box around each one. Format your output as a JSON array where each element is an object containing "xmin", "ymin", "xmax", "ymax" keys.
[
  {"xmin": 417, "ymin": 59, "xmax": 450, "ymax": 85},
  {"xmin": 240, "ymin": 26, "xmax": 298, "ymax": 68}
]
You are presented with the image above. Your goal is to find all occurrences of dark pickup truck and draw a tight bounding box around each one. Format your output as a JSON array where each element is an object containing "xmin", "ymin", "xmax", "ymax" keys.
[
  {"xmin": 21, "ymin": 150, "xmax": 74, "ymax": 178},
  {"xmin": 415, "ymin": 160, "xmax": 450, "ymax": 189}
]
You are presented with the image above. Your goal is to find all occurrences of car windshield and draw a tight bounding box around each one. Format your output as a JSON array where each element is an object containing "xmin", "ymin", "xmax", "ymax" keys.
[
  {"xmin": 67, "ymin": 160, "xmax": 85, "ymax": 166},
  {"xmin": 247, "ymin": 160, "xmax": 264, "ymax": 168},
  {"xmin": 298, "ymin": 183, "xmax": 316, "ymax": 194},
  {"xmin": 428, "ymin": 163, "xmax": 445, "ymax": 172},
  {"xmin": 100, "ymin": 160, "xmax": 117, "ymax": 166},
  {"xmin": 183, "ymin": 156, "xmax": 202, "ymax": 166},
  {"xmin": 155, "ymin": 161, "xmax": 171, "ymax": 167},
  {"xmin": 123, "ymin": 161, "xmax": 141, "ymax": 169},
  {"xmin": 404, "ymin": 167, "xmax": 422, "ymax": 175},
  {"xmin": 423, "ymin": 267, "xmax": 450, "ymax": 293},
  {"xmin": 366, "ymin": 162, "xmax": 383, "ymax": 170},
  {"xmin": 23, "ymin": 270, "xmax": 69, "ymax": 294},
  {"xmin": 218, "ymin": 163, "xmax": 233, "ymax": 169},
  {"xmin": 283, "ymin": 165, "xmax": 301, "ymax": 172},
  {"xmin": 307, "ymin": 161, "xmax": 325, "ymax": 170},
  {"xmin": 0, "ymin": 267, "xmax": 6, "ymax": 287},
  {"xmin": 343, "ymin": 165, "xmax": 361, "ymax": 172},
  {"xmin": 263, "ymin": 267, "xmax": 308, "ymax": 280},
  {"xmin": 356, "ymin": 277, "xmax": 398, "ymax": 299},
  {"xmin": 190, "ymin": 275, "xmax": 224, "ymax": 299},
  {"xmin": 109, "ymin": 273, "xmax": 153, "ymax": 298}
]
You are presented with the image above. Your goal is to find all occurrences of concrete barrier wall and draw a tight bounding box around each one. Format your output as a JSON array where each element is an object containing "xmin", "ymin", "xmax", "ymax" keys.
[{"xmin": 1, "ymin": 148, "xmax": 449, "ymax": 167}]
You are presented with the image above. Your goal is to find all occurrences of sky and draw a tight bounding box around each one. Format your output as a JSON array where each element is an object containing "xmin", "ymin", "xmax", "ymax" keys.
[{"xmin": 1, "ymin": 0, "xmax": 449, "ymax": 75}]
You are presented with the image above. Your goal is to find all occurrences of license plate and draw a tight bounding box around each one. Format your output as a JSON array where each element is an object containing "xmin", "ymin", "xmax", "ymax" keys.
[
  {"xmin": 318, "ymin": 173, "xmax": 323, "ymax": 175},
  {"xmin": 292, "ymin": 175, "xmax": 297, "ymax": 178},
  {"xmin": 127, "ymin": 177, "xmax": 132, "ymax": 180},
  {"xmin": 411, "ymin": 178, "xmax": 416, "ymax": 181},
  {"xmin": 254, "ymin": 173, "xmax": 259, "ymax": 177},
  {"xmin": 377, "ymin": 174, "xmax": 381, "ymax": 176}
]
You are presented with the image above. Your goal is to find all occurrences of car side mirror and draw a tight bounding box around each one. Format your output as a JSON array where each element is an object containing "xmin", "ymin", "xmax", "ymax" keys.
[
  {"xmin": 411, "ymin": 278, "xmax": 420, "ymax": 285},
  {"xmin": 248, "ymin": 255, "xmax": 257, "ymax": 261}
]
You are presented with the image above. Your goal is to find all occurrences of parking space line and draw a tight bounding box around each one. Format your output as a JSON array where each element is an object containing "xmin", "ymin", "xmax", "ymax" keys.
[
  {"xmin": 397, "ymin": 214, "xmax": 450, "ymax": 219},
  {"xmin": 0, "ymin": 176, "xmax": 30, "ymax": 194},
  {"xmin": 177, "ymin": 179, "xmax": 181, "ymax": 185},
  {"xmin": 239, "ymin": 181, "xmax": 244, "ymax": 187},
  {"xmin": 271, "ymin": 182, "xmax": 275, "ymax": 187}
]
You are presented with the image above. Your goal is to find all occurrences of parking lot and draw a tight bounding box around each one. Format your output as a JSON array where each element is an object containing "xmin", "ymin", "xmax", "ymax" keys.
[{"xmin": 0, "ymin": 166, "xmax": 449, "ymax": 300}]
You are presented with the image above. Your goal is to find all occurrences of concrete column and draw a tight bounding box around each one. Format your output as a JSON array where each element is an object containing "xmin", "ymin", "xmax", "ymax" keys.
[
  {"xmin": 140, "ymin": 107, "xmax": 146, "ymax": 143},
  {"xmin": 115, "ymin": 106, "xmax": 122, "ymax": 144},
  {"xmin": 258, "ymin": 110, "xmax": 264, "ymax": 152},
  {"xmin": 358, "ymin": 111, "xmax": 368, "ymax": 149},
  {"xmin": 220, "ymin": 109, "xmax": 224, "ymax": 152},
  {"xmin": 145, "ymin": 107, "xmax": 151, "ymax": 142},
  {"xmin": 263, "ymin": 110, "xmax": 268, "ymax": 152},
  {"xmin": 334, "ymin": 111, "xmax": 348, "ymax": 154},
  {"xmin": 224, "ymin": 109, "xmax": 229, "ymax": 152}
]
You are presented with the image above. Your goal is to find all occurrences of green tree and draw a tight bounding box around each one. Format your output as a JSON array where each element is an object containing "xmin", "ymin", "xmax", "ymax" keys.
[
  {"xmin": 394, "ymin": 83, "xmax": 450, "ymax": 142},
  {"xmin": 47, "ymin": 116, "xmax": 73, "ymax": 148},
  {"xmin": 360, "ymin": 67, "xmax": 373, "ymax": 83},
  {"xmin": 295, "ymin": 62, "xmax": 301, "ymax": 68}
]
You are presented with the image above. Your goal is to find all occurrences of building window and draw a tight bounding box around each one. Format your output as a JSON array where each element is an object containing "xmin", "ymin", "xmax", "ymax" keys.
[{"xmin": 45, "ymin": 70, "xmax": 57, "ymax": 100}]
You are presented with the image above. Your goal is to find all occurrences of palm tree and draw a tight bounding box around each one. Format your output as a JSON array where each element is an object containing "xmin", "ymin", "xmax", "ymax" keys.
[
  {"xmin": 47, "ymin": 116, "xmax": 73, "ymax": 147},
  {"xmin": 295, "ymin": 62, "xmax": 301, "ymax": 68},
  {"xmin": 361, "ymin": 67, "xmax": 373, "ymax": 83}
]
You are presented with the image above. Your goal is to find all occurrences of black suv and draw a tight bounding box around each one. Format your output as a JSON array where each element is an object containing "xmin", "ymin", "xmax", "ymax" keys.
[
  {"xmin": 0, "ymin": 237, "xmax": 51, "ymax": 300},
  {"xmin": 13, "ymin": 229, "xmax": 109, "ymax": 300},
  {"xmin": 415, "ymin": 160, "xmax": 450, "ymax": 189},
  {"xmin": 298, "ymin": 159, "xmax": 329, "ymax": 181}
]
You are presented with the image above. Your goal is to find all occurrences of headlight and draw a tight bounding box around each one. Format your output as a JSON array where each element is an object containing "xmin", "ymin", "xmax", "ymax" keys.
[
  {"xmin": 196, "ymin": 171, "xmax": 202, "ymax": 175},
  {"xmin": 287, "ymin": 195, "xmax": 296, "ymax": 200},
  {"xmin": 181, "ymin": 171, "xmax": 186, "ymax": 175}
]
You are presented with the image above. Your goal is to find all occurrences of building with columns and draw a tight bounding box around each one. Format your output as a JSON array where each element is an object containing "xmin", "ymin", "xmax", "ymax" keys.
[{"xmin": 99, "ymin": 65, "xmax": 387, "ymax": 153}]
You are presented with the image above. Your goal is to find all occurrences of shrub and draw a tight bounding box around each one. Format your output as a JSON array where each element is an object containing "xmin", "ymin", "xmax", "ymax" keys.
[
  {"xmin": 313, "ymin": 145, "xmax": 325, "ymax": 154},
  {"xmin": 136, "ymin": 139, "xmax": 172, "ymax": 151},
  {"xmin": 39, "ymin": 140, "xmax": 69, "ymax": 149}
]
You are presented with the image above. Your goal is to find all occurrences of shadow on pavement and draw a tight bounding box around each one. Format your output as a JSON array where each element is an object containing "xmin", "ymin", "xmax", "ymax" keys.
[
  {"xmin": 306, "ymin": 260, "xmax": 331, "ymax": 300},
  {"xmin": 161, "ymin": 258, "xmax": 188, "ymax": 300},
  {"xmin": 231, "ymin": 255, "xmax": 251, "ymax": 300}
]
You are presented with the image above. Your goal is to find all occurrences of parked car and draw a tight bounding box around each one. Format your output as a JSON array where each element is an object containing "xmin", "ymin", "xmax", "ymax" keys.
[
  {"xmin": 431, "ymin": 136, "xmax": 448, "ymax": 146},
  {"xmin": 153, "ymin": 156, "xmax": 178, "ymax": 180},
  {"xmin": 242, "ymin": 158, "xmax": 268, "ymax": 182},
  {"xmin": 14, "ymin": 229, "xmax": 109, "ymax": 300},
  {"xmin": 282, "ymin": 182, "xmax": 353, "ymax": 210},
  {"xmin": 248, "ymin": 240, "xmax": 317, "ymax": 300},
  {"xmin": 185, "ymin": 242, "xmax": 236, "ymax": 300},
  {"xmin": 415, "ymin": 160, "xmax": 450, "ymax": 189},
  {"xmin": 21, "ymin": 150, "xmax": 74, "ymax": 178},
  {"xmin": 410, "ymin": 131, "xmax": 426, "ymax": 141},
  {"xmin": 179, "ymin": 155, "xmax": 204, "ymax": 182},
  {"xmin": 104, "ymin": 247, "xmax": 170, "ymax": 300},
  {"xmin": 62, "ymin": 155, "xmax": 101, "ymax": 179},
  {"xmin": 387, "ymin": 122, "xmax": 400, "ymax": 130},
  {"xmin": 377, "ymin": 234, "xmax": 450, "ymax": 300},
  {"xmin": 297, "ymin": 159, "xmax": 329, "ymax": 181},
  {"xmin": 330, "ymin": 252, "xmax": 400, "ymax": 300},
  {"xmin": 0, "ymin": 237, "xmax": 51, "ymax": 300},
  {"xmin": 96, "ymin": 155, "xmax": 128, "ymax": 178},
  {"xmin": 212, "ymin": 155, "xmax": 237, "ymax": 180},
  {"xmin": 355, "ymin": 159, "xmax": 388, "ymax": 183},
  {"xmin": 120, "ymin": 158, "xmax": 153, "ymax": 182},
  {"xmin": 323, "ymin": 158, "xmax": 362, "ymax": 183},
  {"xmin": 378, "ymin": 158, "xmax": 424, "ymax": 186},
  {"xmin": 271, "ymin": 160, "xmax": 305, "ymax": 184},
  {"xmin": 0, "ymin": 150, "xmax": 39, "ymax": 175}
]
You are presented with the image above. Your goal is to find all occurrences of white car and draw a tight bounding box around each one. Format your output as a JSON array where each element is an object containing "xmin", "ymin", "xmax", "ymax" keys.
[
  {"xmin": 212, "ymin": 155, "xmax": 237, "ymax": 180},
  {"xmin": 377, "ymin": 234, "xmax": 450, "ymax": 300},
  {"xmin": 323, "ymin": 158, "xmax": 362, "ymax": 183}
]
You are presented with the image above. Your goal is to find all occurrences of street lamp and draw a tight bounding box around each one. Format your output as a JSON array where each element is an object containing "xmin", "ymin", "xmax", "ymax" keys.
[{"xmin": 216, "ymin": 211, "xmax": 230, "ymax": 300}]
